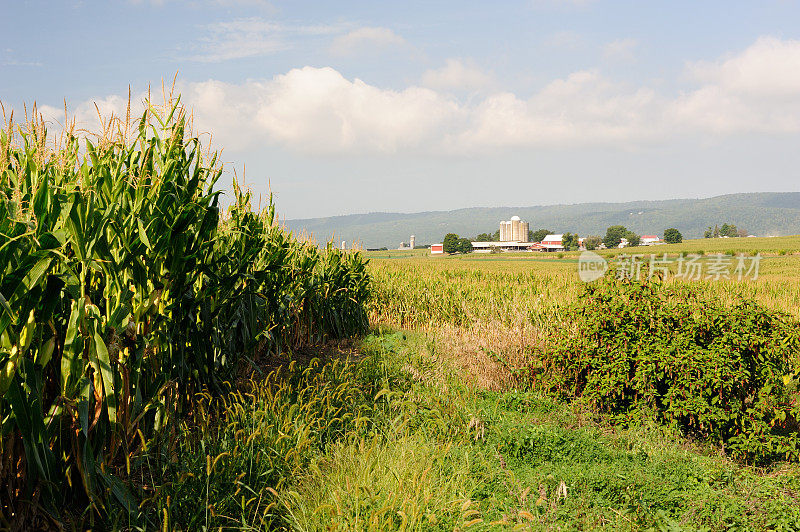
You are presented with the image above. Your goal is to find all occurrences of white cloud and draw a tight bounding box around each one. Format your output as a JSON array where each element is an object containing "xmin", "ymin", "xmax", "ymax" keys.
[
  {"xmin": 454, "ymin": 70, "xmax": 661, "ymax": 150},
  {"xmin": 329, "ymin": 27, "xmax": 405, "ymax": 56},
  {"xmin": 686, "ymin": 36, "xmax": 800, "ymax": 97},
  {"xmin": 673, "ymin": 36, "xmax": 800, "ymax": 133},
  {"xmin": 421, "ymin": 59, "xmax": 493, "ymax": 91},
  {"xmin": 35, "ymin": 37, "xmax": 800, "ymax": 155},
  {"xmin": 37, "ymin": 93, "xmax": 151, "ymax": 136},
  {"xmin": 247, "ymin": 67, "xmax": 459, "ymax": 153},
  {"xmin": 603, "ymin": 38, "xmax": 638, "ymax": 62},
  {"xmin": 1, "ymin": 47, "xmax": 42, "ymax": 67},
  {"xmin": 186, "ymin": 18, "xmax": 342, "ymax": 62},
  {"xmin": 188, "ymin": 18, "xmax": 286, "ymax": 62}
]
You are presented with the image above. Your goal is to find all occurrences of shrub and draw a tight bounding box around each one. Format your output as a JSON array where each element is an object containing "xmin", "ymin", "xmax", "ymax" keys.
[{"xmin": 532, "ymin": 276, "xmax": 800, "ymax": 463}]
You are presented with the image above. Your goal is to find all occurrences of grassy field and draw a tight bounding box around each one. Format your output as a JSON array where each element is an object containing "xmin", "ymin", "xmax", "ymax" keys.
[{"xmin": 132, "ymin": 329, "xmax": 800, "ymax": 530}]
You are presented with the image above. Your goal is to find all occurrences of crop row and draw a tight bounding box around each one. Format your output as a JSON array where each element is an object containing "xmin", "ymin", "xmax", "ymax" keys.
[{"xmin": 0, "ymin": 99, "xmax": 370, "ymax": 525}]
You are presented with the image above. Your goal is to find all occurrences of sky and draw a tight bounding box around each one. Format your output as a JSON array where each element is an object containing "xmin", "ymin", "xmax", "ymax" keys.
[{"xmin": 2, "ymin": 0, "xmax": 800, "ymax": 219}]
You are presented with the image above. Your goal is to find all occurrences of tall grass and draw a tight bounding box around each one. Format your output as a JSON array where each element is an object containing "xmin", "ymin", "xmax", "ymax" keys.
[
  {"xmin": 282, "ymin": 435, "xmax": 480, "ymax": 530},
  {"xmin": 369, "ymin": 260, "xmax": 573, "ymax": 329},
  {"xmin": 0, "ymin": 97, "xmax": 370, "ymax": 526},
  {"xmin": 148, "ymin": 358, "xmax": 383, "ymax": 530}
]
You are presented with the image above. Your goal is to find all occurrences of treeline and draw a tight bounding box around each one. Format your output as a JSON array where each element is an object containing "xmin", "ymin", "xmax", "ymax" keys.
[
  {"xmin": 705, "ymin": 223, "xmax": 747, "ymax": 238},
  {"xmin": 466, "ymin": 225, "xmax": 685, "ymax": 251}
]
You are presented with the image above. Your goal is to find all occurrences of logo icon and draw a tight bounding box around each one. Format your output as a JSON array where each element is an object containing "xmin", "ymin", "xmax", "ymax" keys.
[{"xmin": 578, "ymin": 251, "xmax": 608, "ymax": 282}]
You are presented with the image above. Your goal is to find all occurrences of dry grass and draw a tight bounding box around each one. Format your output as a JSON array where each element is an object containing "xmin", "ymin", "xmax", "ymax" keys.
[{"xmin": 417, "ymin": 322, "xmax": 540, "ymax": 391}]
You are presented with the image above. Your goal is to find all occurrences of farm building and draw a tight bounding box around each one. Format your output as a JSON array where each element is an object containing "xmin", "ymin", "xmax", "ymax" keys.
[
  {"xmin": 641, "ymin": 235, "xmax": 662, "ymax": 245},
  {"xmin": 431, "ymin": 244, "xmax": 444, "ymax": 254},
  {"xmin": 471, "ymin": 215, "xmax": 537, "ymax": 252},
  {"xmin": 499, "ymin": 216, "xmax": 530, "ymax": 242},
  {"xmin": 540, "ymin": 234, "xmax": 565, "ymax": 252},
  {"xmin": 471, "ymin": 241, "xmax": 535, "ymax": 252}
]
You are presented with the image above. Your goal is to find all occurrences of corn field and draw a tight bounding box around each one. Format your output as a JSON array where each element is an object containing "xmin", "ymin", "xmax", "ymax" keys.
[
  {"xmin": 367, "ymin": 252, "xmax": 800, "ymax": 330},
  {"xmin": 0, "ymin": 98, "xmax": 370, "ymax": 526}
]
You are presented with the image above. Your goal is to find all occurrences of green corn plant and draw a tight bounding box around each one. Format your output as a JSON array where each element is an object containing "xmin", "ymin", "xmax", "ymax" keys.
[{"xmin": 0, "ymin": 96, "xmax": 371, "ymax": 527}]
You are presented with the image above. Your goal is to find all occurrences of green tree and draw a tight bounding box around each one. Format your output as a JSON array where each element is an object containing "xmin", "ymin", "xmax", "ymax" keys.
[
  {"xmin": 443, "ymin": 233, "xmax": 460, "ymax": 254},
  {"xmin": 562, "ymin": 232, "xmax": 579, "ymax": 250},
  {"xmin": 492, "ymin": 229, "xmax": 500, "ymax": 241},
  {"xmin": 663, "ymin": 228, "xmax": 682, "ymax": 244},
  {"xmin": 529, "ymin": 228, "xmax": 551, "ymax": 242},
  {"xmin": 457, "ymin": 238, "xmax": 473, "ymax": 254},
  {"xmin": 603, "ymin": 225, "xmax": 628, "ymax": 248},
  {"xmin": 474, "ymin": 233, "xmax": 494, "ymax": 242},
  {"xmin": 624, "ymin": 231, "xmax": 641, "ymax": 247},
  {"xmin": 720, "ymin": 223, "xmax": 738, "ymax": 237},
  {"xmin": 583, "ymin": 235, "xmax": 602, "ymax": 250}
]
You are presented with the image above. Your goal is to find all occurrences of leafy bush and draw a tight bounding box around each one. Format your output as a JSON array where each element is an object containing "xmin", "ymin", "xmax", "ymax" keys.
[{"xmin": 532, "ymin": 277, "xmax": 800, "ymax": 463}]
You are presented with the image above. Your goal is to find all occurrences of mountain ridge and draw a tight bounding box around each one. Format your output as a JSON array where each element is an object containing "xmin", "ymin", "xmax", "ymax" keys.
[{"xmin": 282, "ymin": 192, "xmax": 800, "ymax": 248}]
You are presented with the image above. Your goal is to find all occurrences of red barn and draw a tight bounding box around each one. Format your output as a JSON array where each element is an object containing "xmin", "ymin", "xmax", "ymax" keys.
[{"xmin": 431, "ymin": 244, "xmax": 444, "ymax": 254}]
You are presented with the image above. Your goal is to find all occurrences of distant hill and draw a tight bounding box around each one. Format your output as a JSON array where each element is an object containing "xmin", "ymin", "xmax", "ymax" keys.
[{"xmin": 282, "ymin": 192, "xmax": 800, "ymax": 249}]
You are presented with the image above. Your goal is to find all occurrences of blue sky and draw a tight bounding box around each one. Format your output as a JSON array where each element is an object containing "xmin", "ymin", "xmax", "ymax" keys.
[{"xmin": 3, "ymin": 0, "xmax": 800, "ymax": 219}]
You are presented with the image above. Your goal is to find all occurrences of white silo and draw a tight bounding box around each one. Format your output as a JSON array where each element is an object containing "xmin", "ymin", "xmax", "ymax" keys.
[
  {"xmin": 341, "ymin": 241, "xmax": 346, "ymax": 250},
  {"xmin": 410, "ymin": 235, "xmax": 416, "ymax": 249},
  {"xmin": 510, "ymin": 216, "xmax": 521, "ymax": 242},
  {"xmin": 500, "ymin": 221, "xmax": 509, "ymax": 241}
]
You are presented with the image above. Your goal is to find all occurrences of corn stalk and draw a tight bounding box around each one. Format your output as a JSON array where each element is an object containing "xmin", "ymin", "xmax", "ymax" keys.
[{"xmin": 0, "ymin": 97, "xmax": 370, "ymax": 526}]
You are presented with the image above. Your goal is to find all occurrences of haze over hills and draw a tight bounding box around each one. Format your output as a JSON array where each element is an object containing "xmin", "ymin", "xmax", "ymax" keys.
[{"xmin": 283, "ymin": 193, "xmax": 800, "ymax": 249}]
